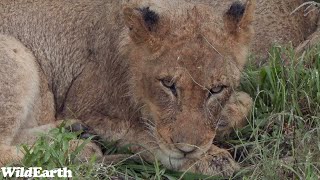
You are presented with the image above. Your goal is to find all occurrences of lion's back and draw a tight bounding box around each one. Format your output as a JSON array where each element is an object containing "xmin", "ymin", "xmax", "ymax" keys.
[
  {"xmin": 187, "ymin": 0, "xmax": 319, "ymax": 60},
  {"xmin": 252, "ymin": 0, "xmax": 318, "ymax": 59}
]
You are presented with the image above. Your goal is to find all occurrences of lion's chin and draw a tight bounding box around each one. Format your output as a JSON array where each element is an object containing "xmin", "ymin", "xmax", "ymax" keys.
[{"xmin": 154, "ymin": 149, "xmax": 187, "ymax": 170}]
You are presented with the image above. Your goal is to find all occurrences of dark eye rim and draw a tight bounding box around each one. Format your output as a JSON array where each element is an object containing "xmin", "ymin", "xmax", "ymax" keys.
[
  {"xmin": 208, "ymin": 85, "xmax": 227, "ymax": 98},
  {"xmin": 159, "ymin": 78, "xmax": 178, "ymax": 97}
]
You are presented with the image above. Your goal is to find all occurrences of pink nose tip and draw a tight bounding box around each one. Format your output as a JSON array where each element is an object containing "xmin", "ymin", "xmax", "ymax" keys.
[{"xmin": 175, "ymin": 144, "xmax": 197, "ymax": 154}]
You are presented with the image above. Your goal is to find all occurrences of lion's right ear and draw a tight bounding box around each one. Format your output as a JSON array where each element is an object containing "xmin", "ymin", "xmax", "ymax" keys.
[
  {"xmin": 123, "ymin": 6, "xmax": 160, "ymax": 44},
  {"xmin": 223, "ymin": 0, "xmax": 255, "ymax": 45}
]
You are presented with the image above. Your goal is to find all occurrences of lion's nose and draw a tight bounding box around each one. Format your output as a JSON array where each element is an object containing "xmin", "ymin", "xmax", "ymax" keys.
[{"xmin": 175, "ymin": 144, "xmax": 197, "ymax": 154}]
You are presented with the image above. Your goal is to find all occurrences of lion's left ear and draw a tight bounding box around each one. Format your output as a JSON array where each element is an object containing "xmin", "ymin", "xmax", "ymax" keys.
[
  {"xmin": 223, "ymin": 0, "xmax": 255, "ymax": 45},
  {"xmin": 123, "ymin": 6, "xmax": 160, "ymax": 44}
]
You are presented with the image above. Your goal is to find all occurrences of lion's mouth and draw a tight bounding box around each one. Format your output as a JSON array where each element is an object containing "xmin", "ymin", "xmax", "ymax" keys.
[
  {"xmin": 154, "ymin": 148, "xmax": 188, "ymax": 170},
  {"xmin": 154, "ymin": 131, "xmax": 213, "ymax": 161},
  {"xmin": 157, "ymin": 138, "xmax": 209, "ymax": 160},
  {"xmin": 152, "ymin": 132, "xmax": 215, "ymax": 170},
  {"xmin": 158, "ymin": 142, "xmax": 184, "ymax": 158}
]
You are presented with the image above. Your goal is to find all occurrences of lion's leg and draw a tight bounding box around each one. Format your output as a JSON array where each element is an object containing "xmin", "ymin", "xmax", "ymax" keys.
[
  {"xmin": 215, "ymin": 91, "xmax": 253, "ymax": 140},
  {"xmin": 82, "ymin": 117, "xmax": 150, "ymax": 158},
  {"xmin": 295, "ymin": 18, "xmax": 320, "ymax": 54},
  {"xmin": 12, "ymin": 119, "xmax": 80, "ymax": 145},
  {"xmin": 79, "ymin": 117, "xmax": 135, "ymax": 145},
  {"xmin": 1, "ymin": 123, "xmax": 62, "ymax": 166},
  {"xmin": 0, "ymin": 35, "xmax": 41, "ymax": 166},
  {"xmin": 70, "ymin": 117, "xmax": 158, "ymax": 162},
  {"xmin": 12, "ymin": 119, "xmax": 103, "ymax": 162}
]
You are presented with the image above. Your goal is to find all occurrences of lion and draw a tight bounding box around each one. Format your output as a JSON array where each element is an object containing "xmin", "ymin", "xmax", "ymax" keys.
[{"xmin": 0, "ymin": 0, "xmax": 317, "ymax": 177}]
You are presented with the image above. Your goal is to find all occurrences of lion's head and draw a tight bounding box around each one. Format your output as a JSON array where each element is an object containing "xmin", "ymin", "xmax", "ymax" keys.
[{"xmin": 121, "ymin": 0, "xmax": 255, "ymax": 166}]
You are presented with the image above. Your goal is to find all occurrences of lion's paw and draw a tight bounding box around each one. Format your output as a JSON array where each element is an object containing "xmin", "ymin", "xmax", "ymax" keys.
[
  {"xmin": 198, "ymin": 152, "xmax": 239, "ymax": 177},
  {"xmin": 65, "ymin": 121, "xmax": 101, "ymax": 141},
  {"xmin": 183, "ymin": 146, "xmax": 239, "ymax": 177},
  {"xmin": 69, "ymin": 140, "xmax": 103, "ymax": 161}
]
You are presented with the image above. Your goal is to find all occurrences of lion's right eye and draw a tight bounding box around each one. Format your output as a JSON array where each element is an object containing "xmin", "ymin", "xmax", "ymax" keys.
[
  {"xmin": 207, "ymin": 85, "xmax": 227, "ymax": 99},
  {"xmin": 160, "ymin": 79, "xmax": 177, "ymax": 97}
]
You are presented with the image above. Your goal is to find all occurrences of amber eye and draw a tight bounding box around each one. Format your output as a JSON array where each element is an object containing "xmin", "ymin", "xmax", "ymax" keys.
[
  {"xmin": 160, "ymin": 79, "xmax": 177, "ymax": 97},
  {"xmin": 208, "ymin": 85, "xmax": 227, "ymax": 98}
]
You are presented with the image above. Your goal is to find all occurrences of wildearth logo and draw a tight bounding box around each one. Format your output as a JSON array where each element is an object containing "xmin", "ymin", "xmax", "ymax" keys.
[{"xmin": 1, "ymin": 167, "xmax": 72, "ymax": 178}]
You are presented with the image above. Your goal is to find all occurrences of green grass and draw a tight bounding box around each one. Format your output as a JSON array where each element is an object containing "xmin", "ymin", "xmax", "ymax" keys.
[
  {"xmin": 2, "ymin": 44, "xmax": 320, "ymax": 179},
  {"xmin": 236, "ymin": 44, "xmax": 320, "ymax": 179}
]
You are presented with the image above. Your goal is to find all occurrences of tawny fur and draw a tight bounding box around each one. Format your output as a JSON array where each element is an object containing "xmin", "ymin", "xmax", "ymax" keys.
[
  {"xmin": 0, "ymin": 0, "xmax": 317, "ymax": 177},
  {"xmin": 189, "ymin": 0, "xmax": 319, "ymax": 62}
]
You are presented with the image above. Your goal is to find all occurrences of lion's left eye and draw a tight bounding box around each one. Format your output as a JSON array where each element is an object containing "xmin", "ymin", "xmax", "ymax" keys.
[
  {"xmin": 160, "ymin": 78, "xmax": 177, "ymax": 97},
  {"xmin": 208, "ymin": 85, "xmax": 227, "ymax": 98}
]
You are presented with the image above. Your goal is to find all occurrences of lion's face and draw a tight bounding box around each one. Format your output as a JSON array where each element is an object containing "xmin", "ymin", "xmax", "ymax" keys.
[
  {"xmin": 122, "ymin": 1, "xmax": 254, "ymax": 162},
  {"xmin": 132, "ymin": 39, "xmax": 242, "ymax": 160}
]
